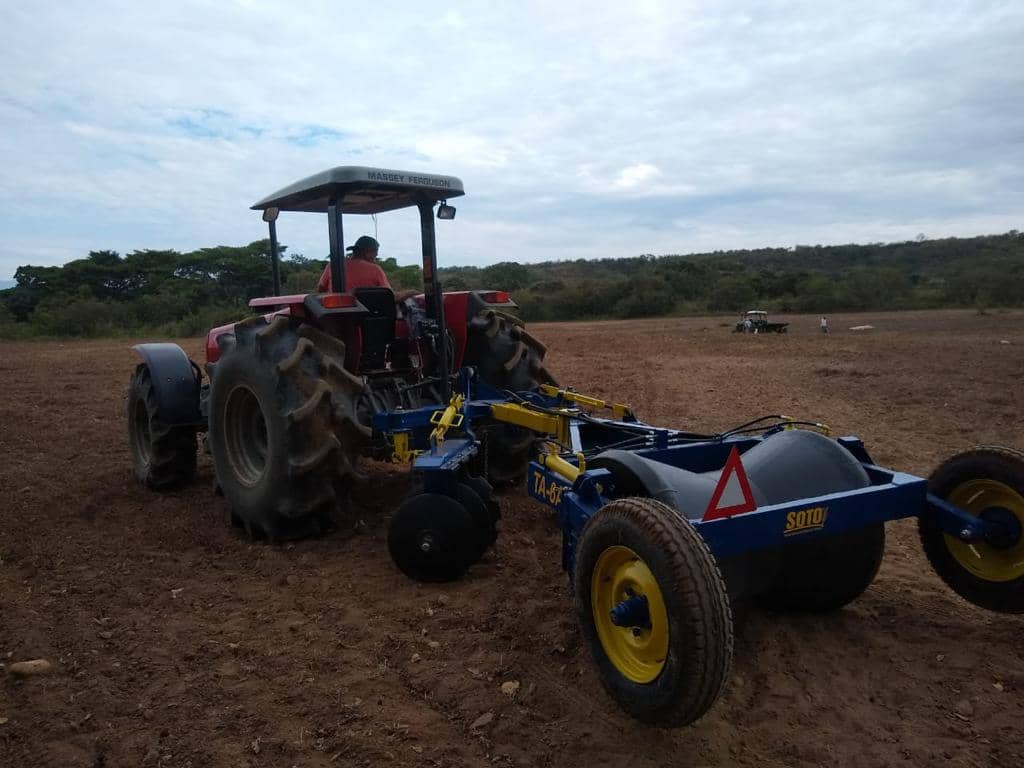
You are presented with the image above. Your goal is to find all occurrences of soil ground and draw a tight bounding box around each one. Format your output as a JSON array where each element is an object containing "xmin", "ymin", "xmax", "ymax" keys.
[{"xmin": 1, "ymin": 309, "xmax": 1023, "ymax": 768}]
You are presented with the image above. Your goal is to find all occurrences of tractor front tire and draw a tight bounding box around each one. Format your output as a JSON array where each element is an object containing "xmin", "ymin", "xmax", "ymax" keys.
[
  {"xmin": 206, "ymin": 316, "xmax": 366, "ymax": 541},
  {"xmin": 574, "ymin": 498, "xmax": 733, "ymax": 726},
  {"xmin": 759, "ymin": 524, "xmax": 886, "ymax": 612},
  {"xmin": 127, "ymin": 364, "xmax": 197, "ymax": 489},
  {"xmin": 919, "ymin": 446, "xmax": 1024, "ymax": 613},
  {"xmin": 464, "ymin": 309, "xmax": 555, "ymax": 485}
]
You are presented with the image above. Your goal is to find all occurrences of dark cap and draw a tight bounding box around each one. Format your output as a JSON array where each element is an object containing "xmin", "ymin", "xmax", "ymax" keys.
[{"xmin": 346, "ymin": 235, "xmax": 379, "ymax": 252}]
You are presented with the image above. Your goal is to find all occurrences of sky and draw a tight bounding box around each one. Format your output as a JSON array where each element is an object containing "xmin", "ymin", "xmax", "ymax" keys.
[{"xmin": 1, "ymin": 1, "xmax": 1022, "ymax": 280}]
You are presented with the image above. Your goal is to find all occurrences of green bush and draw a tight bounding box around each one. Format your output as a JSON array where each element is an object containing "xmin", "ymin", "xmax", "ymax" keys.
[{"xmin": 2, "ymin": 230, "xmax": 1023, "ymax": 338}]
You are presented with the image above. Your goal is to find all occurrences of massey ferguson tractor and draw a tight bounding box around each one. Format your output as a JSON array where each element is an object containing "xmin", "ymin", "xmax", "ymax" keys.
[
  {"xmin": 128, "ymin": 167, "xmax": 550, "ymax": 541},
  {"xmin": 127, "ymin": 166, "xmax": 1024, "ymax": 728}
]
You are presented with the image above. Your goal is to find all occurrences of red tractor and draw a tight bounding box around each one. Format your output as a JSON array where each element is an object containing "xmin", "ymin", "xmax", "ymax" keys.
[{"xmin": 127, "ymin": 166, "xmax": 552, "ymax": 540}]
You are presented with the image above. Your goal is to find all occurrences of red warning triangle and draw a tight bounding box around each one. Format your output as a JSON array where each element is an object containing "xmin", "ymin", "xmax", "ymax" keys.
[{"xmin": 703, "ymin": 446, "xmax": 757, "ymax": 521}]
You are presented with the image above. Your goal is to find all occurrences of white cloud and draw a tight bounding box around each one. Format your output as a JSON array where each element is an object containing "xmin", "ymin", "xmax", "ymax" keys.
[
  {"xmin": 0, "ymin": 0, "xmax": 1022, "ymax": 277},
  {"xmin": 614, "ymin": 163, "xmax": 661, "ymax": 189}
]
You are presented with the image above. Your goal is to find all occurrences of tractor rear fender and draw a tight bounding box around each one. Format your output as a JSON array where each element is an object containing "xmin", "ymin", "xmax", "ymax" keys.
[{"xmin": 131, "ymin": 343, "xmax": 203, "ymax": 426}]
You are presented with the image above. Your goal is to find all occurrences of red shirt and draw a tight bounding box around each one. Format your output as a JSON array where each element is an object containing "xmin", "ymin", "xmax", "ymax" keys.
[{"xmin": 316, "ymin": 258, "xmax": 391, "ymax": 293}]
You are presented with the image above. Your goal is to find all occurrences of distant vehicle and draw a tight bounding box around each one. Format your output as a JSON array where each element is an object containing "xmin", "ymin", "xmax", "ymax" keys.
[{"xmin": 735, "ymin": 310, "xmax": 789, "ymax": 334}]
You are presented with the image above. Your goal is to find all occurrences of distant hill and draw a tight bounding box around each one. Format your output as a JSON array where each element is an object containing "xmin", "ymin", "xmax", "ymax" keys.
[
  {"xmin": 441, "ymin": 231, "xmax": 1024, "ymax": 321},
  {"xmin": 0, "ymin": 279, "xmax": 14, "ymax": 290},
  {"xmin": 1, "ymin": 231, "xmax": 1022, "ymax": 337}
]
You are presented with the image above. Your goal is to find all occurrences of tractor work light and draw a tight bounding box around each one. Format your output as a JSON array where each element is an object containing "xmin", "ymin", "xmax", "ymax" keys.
[
  {"xmin": 437, "ymin": 202, "xmax": 457, "ymax": 220},
  {"xmin": 321, "ymin": 293, "xmax": 357, "ymax": 309},
  {"xmin": 262, "ymin": 207, "xmax": 280, "ymax": 222}
]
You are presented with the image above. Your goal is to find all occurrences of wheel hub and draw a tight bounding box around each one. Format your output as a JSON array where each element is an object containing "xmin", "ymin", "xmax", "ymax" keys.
[
  {"xmin": 590, "ymin": 546, "xmax": 669, "ymax": 684},
  {"xmin": 980, "ymin": 506, "xmax": 1023, "ymax": 550},
  {"xmin": 609, "ymin": 594, "xmax": 652, "ymax": 629},
  {"xmin": 223, "ymin": 385, "xmax": 268, "ymax": 486},
  {"xmin": 945, "ymin": 478, "xmax": 1024, "ymax": 582}
]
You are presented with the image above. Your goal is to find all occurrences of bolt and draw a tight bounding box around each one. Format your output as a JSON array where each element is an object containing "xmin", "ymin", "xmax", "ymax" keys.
[
  {"xmin": 419, "ymin": 535, "xmax": 436, "ymax": 553},
  {"xmin": 959, "ymin": 528, "xmax": 973, "ymax": 540},
  {"xmin": 631, "ymin": 628, "xmax": 642, "ymax": 638}
]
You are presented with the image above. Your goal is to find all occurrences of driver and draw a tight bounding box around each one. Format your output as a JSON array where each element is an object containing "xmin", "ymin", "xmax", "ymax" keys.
[{"xmin": 316, "ymin": 235, "xmax": 390, "ymax": 292}]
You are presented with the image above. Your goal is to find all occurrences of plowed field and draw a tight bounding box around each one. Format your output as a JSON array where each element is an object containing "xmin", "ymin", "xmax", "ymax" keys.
[{"xmin": 2, "ymin": 309, "xmax": 1023, "ymax": 768}]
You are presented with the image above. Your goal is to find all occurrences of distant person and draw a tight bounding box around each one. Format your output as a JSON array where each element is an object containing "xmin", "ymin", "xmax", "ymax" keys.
[
  {"xmin": 744, "ymin": 317, "xmax": 753, "ymax": 333},
  {"xmin": 316, "ymin": 235, "xmax": 391, "ymax": 292},
  {"xmin": 820, "ymin": 316, "xmax": 829, "ymax": 334}
]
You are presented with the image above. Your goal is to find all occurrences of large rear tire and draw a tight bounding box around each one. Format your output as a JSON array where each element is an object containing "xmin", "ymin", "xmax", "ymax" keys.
[
  {"xmin": 574, "ymin": 498, "xmax": 733, "ymax": 726},
  {"xmin": 127, "ymin": 364, "xmax": 197, "ymax": 489},
  {"xmin": 920, "ymin": 446, "xmax": 1024, "ymax": 613},
  {"xmin": 206, "ymin": 316, "xmax": 368, "ymax": 540},
  {"xmin": 463, "ymin": 309, "xmax": 555, "ymax": 485}
]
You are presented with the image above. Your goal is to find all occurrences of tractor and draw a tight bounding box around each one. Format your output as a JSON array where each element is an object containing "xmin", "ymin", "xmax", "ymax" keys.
[
  {"xmin": 128, "ymin": 166, "xmax": 551, "ymax": 542},
  {"xmin": 735, "ymin": 309, "xmax": 789, "ymax": 333},
  {"xmin": 127, "ymin": 166, "xmax": 1024, "ymax": 728}
]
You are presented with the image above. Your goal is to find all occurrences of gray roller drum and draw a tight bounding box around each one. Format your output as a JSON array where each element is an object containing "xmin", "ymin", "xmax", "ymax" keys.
[{"xmin": 590, "ymin": 430, "xmax": 883, "ymax": 609}]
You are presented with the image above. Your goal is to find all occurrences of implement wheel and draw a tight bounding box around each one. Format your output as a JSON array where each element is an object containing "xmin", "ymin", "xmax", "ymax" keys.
[
  {"xmin": 759, "ymin": 524, "xmax": 885, "ymax": 612},
  {"xmin": 127, "ymin": 364, "xmax": 197, "ymax": 489},
  {"xmin": 920, "ymin": 446, "xmax": 1024, "ymax": 613},
  {"xmin": 574, "ymin": 498, "xmax": 733, "ymax": 725},
  {"xmin": 388, "ymin": 493, "xmax": 479, "ymax": 582}
]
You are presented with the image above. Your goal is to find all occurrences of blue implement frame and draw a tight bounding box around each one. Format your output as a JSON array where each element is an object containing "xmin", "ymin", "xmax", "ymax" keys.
[{"xmin": 373, "ymin": 372, "xmax": 991, "ymax": 581}]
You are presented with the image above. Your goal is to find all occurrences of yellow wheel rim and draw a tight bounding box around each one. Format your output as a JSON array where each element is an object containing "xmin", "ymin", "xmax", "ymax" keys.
[
  {"xmin": 945, "ymin": 479, "xmax": 1024, "ymax": 582},
  {"xmin": 590, "ymin": 546, "xmax": 669, "ymax": 683}
]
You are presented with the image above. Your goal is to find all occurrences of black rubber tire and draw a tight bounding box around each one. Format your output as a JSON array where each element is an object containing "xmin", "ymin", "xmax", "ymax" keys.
[
  {"xmin": 206, "ymin": 316, "xmax": 368, "ymax": 541},
  {"xmin": 464, "ymin": 309, "xmax": 555, "ymax": 487},
  {"xmin": 474, "ymin": 423, "xmax": 537, "ymax": 486},
  {"xmin": 388, "ymin": 492, "xmax": 479, "ymax": 582},
  {"xmin": 127, "ymin": 364, "xmax": 197, "ymax": 489},
  {"xmin": 464, "ymin": 309, "xmax": 554, "ymax": 391},
  {"xmin": 574, "ymin": 498, "xmax": 733, "ymax": 726},
  {"xmin": 919, "ymin": 446, "xmax": 1024, "ymax": 613},
  {"xmin": 758, "ymin": 524, "xmax": 886, "ymax": 612}
]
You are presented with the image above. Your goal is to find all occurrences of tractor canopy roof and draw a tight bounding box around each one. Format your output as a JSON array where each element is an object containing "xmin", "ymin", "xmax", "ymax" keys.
[
  {"xmin": 251, "ymin": 166, "xmax": 465, "ymax": 215},
  {"xmin": 745, "ymin": 310, "xmax": 768, "ymax": 316}
]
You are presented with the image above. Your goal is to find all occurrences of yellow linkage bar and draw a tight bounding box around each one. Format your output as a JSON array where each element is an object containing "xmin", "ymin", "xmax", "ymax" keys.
[
  {"xmin": 537, "ymin": 442, "xmax": 587, "ymax": 483},
  {"xmin": 489, "ymin": 402, "xmax": 571, "ymax": 446},
  {"xmin": 430, "ymin": 394, "xmax": 465, "ymax": 445},
  {"xmin": 390, "ymin": 432, "xmax": 420, "ymax": 464},
  {"xmin": 537, "ymin": 384, "xmax": 635, "ymax": 421}
]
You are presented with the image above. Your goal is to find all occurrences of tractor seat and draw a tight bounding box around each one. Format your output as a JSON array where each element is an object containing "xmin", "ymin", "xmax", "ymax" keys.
[{"xmin": 354, "ymin": 287, "xmax": 398, "ymax": 370}]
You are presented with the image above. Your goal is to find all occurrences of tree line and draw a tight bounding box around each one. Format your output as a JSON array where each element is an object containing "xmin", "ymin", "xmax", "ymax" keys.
[{"xmin": 1, "ymin": 231, "xmax": 1022, "ymax": 338}]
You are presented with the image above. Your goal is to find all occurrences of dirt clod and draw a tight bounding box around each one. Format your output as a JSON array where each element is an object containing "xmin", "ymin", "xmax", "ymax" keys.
[
  {"xmin": 7, "ymin": 659, "xmax": 53, "ymax": 677},
  {"xmin": 470, "ymin": 712, "xmax": 494, "ymax": 731}
]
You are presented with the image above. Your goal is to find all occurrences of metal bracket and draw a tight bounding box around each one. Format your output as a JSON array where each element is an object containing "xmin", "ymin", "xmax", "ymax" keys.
[{"xmin": 926, "ymin": 492, "xmax": 988, "ymax": 541}]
